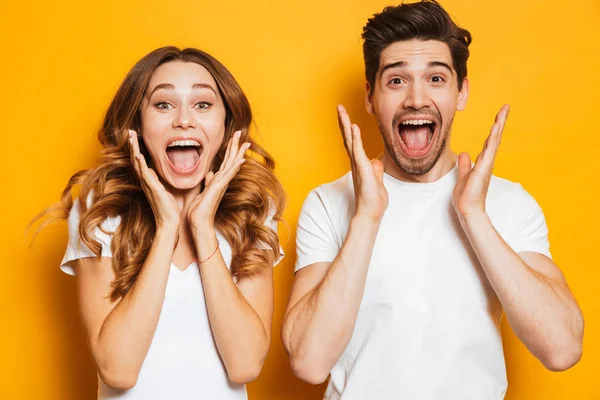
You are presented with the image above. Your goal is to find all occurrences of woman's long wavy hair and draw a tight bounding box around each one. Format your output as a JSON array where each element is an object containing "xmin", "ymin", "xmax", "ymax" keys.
[{"xmin": 32, "ymin": 47, "xmax": 285, "ymax": 301}]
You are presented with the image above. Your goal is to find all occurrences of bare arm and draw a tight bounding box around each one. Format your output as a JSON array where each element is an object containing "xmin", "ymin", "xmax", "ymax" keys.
[
  {"xmin": 75, "ymin": 225, "xmax": 177, "ymax": 389},
  {"xmin": 282, "ymin": 216, "xmax": 381, "ymax": 384},
  {"xmin": 453, "ymin": 106, "xmax": 583, "ymax": 371},
  {"xmin": 282, "ymin": 106, "xmax": 389, "ymax": 384},
  {"xmin": 186, "ymin": 131, "xmax": 276, "ymax": 384},
  {"xmin": 461, "ymin": 212, "xmax": 583, "ymax": 371},
  {"xmin": 195, "ymin": 234, "xmax": 275, "ymax": 384},
  {"xmin": 73, "ymin": 130, "xmax": 181, "ymax": 389}
]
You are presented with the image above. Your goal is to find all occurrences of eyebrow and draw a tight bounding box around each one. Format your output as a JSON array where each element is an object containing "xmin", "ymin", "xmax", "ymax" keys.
[
  {"xmin": 380, "ymin": 61, "xmax": 454, "ymax": 75},
  {"xmin": 148, "ymin": 83, "xmax": 217, "ymax": 97}
]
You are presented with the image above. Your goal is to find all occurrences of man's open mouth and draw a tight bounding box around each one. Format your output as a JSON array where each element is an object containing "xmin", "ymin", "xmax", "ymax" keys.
[
  {"xmin": 166, "ymin": 139, "xmax": 203, "ymax": 172},
  {"xmin": 397, "ymin": 119, "xmax": 437, "ymax": 157}
]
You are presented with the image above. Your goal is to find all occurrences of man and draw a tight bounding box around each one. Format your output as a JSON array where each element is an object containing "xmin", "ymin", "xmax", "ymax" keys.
[{"xmin": 281, "ymin": 1, "xmax": 584, "ymax": 399}]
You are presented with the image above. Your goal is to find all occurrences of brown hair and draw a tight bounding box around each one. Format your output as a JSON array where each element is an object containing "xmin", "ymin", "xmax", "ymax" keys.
[
  {"xmin": 362, "ymin": 0, "xmax": 472, "ymax": 94},
  {"xmin": 32, "ymin": 47, "xmax": 285, "ymax": 300}
]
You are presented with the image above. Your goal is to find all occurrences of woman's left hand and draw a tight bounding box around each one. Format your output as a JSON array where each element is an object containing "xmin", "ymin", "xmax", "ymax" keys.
[{"xmin": 188, "ymin": 130, "xmax": 250, "ymax": 238}]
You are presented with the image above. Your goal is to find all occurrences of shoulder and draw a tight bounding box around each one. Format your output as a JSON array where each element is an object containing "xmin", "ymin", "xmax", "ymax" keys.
[
  {"xmin": 67, "ymin": 193, "xmax": 122, "ymax": 235},
  {"xmin": 303, "ymin": 171, "xmax": 355, "ymax": 213},
  {"xmin": 487, "ymin": 174, "xmax": 545, "ymax": 230}
]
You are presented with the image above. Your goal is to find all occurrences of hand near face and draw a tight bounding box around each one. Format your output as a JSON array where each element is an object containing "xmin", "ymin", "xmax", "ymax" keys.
[
  {"xmin": 129, "ymin": 130, "xmax": 182, "ymax": 231},
  {"xmin": 452, "ymin": 105, "xmax": 510, "ymax": 222},
  {"xmin": 337, "ymin": 105, "xmax": 389, "ymax": 221},
  {"xmin": 187, "ymin": 130, "xmax": 249, "ymax": 237}
]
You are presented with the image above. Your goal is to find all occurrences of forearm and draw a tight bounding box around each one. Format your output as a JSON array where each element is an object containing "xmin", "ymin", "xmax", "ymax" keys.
[
  {"xmin": 461, "ymin": 212, "xmax": 583, "ymax": 368},
  {"xmin": 283, "ymin": 216, "xmax": 381, "ymax": 380},
  {"xmin": 195, "ymin": 233, "xmax": 270, "ymax": 383},
  {"xmin": 94, "ymin": 226, "xmax": 176, "ymax": 380}
]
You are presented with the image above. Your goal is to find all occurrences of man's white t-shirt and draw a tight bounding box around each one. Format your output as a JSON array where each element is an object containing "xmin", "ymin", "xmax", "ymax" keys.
[
  {"xmin": 295, "ymin": 165, "xmax": 551, "ymax": 400},
  {"xmin": 61, "ymin": 199, "xmax": 283, "ymax": 400}
]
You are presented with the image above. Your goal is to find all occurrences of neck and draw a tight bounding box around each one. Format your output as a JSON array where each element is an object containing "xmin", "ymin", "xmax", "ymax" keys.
[{"xmin": 382, "ymin": 147, "xmax": 457, "ymax": 183}]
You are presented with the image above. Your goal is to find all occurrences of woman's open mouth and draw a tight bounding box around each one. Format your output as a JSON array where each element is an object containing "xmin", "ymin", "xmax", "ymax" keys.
[
  {"xmin": 165, "ymin": 139, "xmax": 203, "ymax": 175},
  {"xmin": 397, "ymin": 118, "xmax": 437, "ymax": 158}
]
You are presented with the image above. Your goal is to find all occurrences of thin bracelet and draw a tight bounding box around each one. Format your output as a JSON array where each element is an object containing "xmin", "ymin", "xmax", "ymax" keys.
[{"xmin": 197, "ymin": 241, "xmax": 220, "ymax": 264}]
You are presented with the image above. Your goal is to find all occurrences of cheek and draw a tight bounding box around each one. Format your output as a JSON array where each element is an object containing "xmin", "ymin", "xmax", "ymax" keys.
[{"xmin": 375, "ymin": 94, "xmax": 400, "ymax": 125}]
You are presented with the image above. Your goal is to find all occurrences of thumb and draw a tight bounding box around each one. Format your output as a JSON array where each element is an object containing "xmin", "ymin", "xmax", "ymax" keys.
[
  {"xmin": 371, "ymin": 158, "xmax": 385, "ymax": 183},
  {"xmin": 457, "ymin": 152, "xmax": 472, "ymax": 179},
  {"xmin": 204, "ymin": 171, "xmax": 215, "ymax": 189}
]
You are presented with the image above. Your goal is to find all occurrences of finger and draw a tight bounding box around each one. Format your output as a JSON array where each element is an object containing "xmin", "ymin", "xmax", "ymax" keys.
[
  {"xmin": 129, "ymin": 130, "xmax": 142, "ymax": 175},
  {"xmin": 457, "ymin": 152, "xmax": 472, "ymax": 179},
  {"xmin": 477, "ymin": 122, "xmax": 501, "ymax": 173},
  {"xmin": 351, "ymin": 123, "xmax": 369, "ymax": 170},
  {"xmin": 222, "ymin": 130, "xmax": 241, "ymax": 171},
  {"xmin": 204, "ymin": 171, "xmax": 215, "ymax": 188},
  {"xmin": 234, "ymin": 142, "xmax": 251, "ymax": 163},
  {"xmin": 496, "ymin": 104, "xmax": 510, "ymax": 142},
  {"xmin": 337, "ymin": 105, "xmax": 353, "ymax": 159},
  {"xmin": 371, "ymin": 158, "xmax": 385, "ymax": 183}
]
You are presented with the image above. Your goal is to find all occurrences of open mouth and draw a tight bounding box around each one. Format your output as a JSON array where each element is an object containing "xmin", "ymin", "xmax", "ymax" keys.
[
  {"xmin": 165, "ymin": 139, "xmax": 203, "ymax": 173},
  {"xmin": 397, "ymin": 119, "xmax": 437, "ymax": 158}
]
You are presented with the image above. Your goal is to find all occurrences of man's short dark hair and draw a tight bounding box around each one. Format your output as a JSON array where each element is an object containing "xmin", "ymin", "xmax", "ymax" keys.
[{"xmin": 362, "ymin": 0, "xmax": 472, "ymax": 94}]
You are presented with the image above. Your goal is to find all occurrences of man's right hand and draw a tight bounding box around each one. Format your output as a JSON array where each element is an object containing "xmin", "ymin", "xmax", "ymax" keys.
[{"xmin": 337, "ymin": 105, "xmax": 389, "ymax": 221}]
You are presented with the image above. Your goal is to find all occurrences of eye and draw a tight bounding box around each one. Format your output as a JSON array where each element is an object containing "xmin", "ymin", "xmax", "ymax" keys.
[
  {"xmin": 388, "ymin": 77, "xmax": 404, "ymax": 85},
  {"xmin": 154, "ymin": 102, "xmax": 173, "ymax": 110},
  {"xmin": 430, "ymin": 75, "xmax": 445, "ymax": 84},
  {"xmin": 194, "ymin": 101, "xmax": 212, "ymax": 110}
]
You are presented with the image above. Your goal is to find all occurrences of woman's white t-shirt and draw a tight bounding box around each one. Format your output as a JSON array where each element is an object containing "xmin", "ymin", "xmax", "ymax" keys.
[{"xmin": 61, "ymin": 200, "xmax": 283, "ymax": 400}]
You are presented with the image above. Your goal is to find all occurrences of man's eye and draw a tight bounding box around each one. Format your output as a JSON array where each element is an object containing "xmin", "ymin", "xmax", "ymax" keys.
[
  {"xmin": 155, "ymin": 102, "xmax": 173, "ymax": 110},
  {"xmin": 195, "ymin": 102, "xmax": 212, "ymax": 110},
  {"xmin": 389, "ymin": 78, "xmax": 403, "ymax": 85},
  {"xmin": 431, "ymin": 76, "xmax": 445, "ymax": 83}
]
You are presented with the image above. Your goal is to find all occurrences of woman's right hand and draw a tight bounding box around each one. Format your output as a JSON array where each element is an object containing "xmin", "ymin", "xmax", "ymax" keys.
[
  {"xmin": 129, "ymin": 130, "xmax": 181, "ymax": 231},
  {"xmin": 337, "ymin": 105, "xmax": 389, "ymax": 221}
]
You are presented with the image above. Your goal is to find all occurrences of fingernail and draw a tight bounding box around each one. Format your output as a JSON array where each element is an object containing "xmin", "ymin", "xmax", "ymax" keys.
[
  {"xmin": 240, "ymin": 159, "xmax": 246, "ymax": 164},
  {"xmin": 236, "ymin": 131, "xmax": 242, "ymax": 137}
]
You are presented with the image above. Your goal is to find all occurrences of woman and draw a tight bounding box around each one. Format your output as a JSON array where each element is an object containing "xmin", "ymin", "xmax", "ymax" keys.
[{"xmin": 33, "ymin": 46, "xmax": 285, "ymax": 399}]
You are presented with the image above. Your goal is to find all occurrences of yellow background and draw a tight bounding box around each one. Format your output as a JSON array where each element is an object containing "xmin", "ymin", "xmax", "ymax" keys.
[{"xmin": 1, "ymin": 0, "xmax": 598, "ymax": 398}]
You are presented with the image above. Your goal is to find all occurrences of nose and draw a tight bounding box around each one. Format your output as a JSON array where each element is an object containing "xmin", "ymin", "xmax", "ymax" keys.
[
  {"xmin": 403, "ymin": 81, "xmax": 430, "ymax": 110},
  {"xmin": 173, "ymin": 106, "xmax": 196, "ymax": 130}
]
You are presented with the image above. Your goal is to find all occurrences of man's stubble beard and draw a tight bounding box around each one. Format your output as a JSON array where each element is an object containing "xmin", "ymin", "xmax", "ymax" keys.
[{"xmin": 377, "ymin": 117, "xmax": 453, "ymax": 176}]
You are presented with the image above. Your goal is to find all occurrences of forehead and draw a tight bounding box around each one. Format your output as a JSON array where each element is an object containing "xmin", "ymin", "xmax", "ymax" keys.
[
  {"xmin": 379, "ymin": 40, "xmax": 453, "ymax": 73},
  {"xmin": 148, "ymin": 61, "xmax": 218, "ymax": 90}
]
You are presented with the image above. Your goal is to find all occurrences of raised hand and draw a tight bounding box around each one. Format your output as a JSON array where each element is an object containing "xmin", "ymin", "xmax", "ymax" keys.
[
  {"xmin": 452, "ymin": 105, "xmax": 510, "ymax": 222},
  {"xmin": 337, "ymin": 105, "xmax": 388, "ymax": 221},
  {"xmin": 187, "ymin": 130, "xmax": 250, "ymax": 237},
  {"xmin": 129, "ymin": 130, "xmax": 181, "ymax": 231}
]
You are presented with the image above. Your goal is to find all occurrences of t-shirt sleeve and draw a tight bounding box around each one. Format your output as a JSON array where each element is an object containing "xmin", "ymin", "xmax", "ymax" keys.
[
  {"xmin": 295, "ymin": 187, "xmax": 340, "ymax": 273},
  {"xmin": 60, "ymin": 199, "xmax": 116, "ymax": 276},
  {"xmin": 504, "ymin": 184, "xmax": 552, "ymax": 259}
]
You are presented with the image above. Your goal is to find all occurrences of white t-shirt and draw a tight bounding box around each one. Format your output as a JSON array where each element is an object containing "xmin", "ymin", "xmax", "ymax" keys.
[
  {"xmin": 295, "ymin": 165, "xmax": 551, "ymax": 400},
  {"xmin": 61, "ymin": 199, "xmax": 283, "ymax": 400}
]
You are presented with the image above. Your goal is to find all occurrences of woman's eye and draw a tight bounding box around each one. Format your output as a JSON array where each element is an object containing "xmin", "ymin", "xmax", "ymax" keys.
[
  {"xmin": 195, "ymin": 102, "xmax": 212, "ymax": 110},
  {"xmin": 154, "ymin": 102, "xmax": 173, "ymax": 110}
]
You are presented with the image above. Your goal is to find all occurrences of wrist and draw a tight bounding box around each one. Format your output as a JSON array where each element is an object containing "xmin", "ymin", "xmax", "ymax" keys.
[
  {"xmin": 458, "ymin": 210, "xmax": 491, "ymax": 232},
  {"xmin": 156, "ymin": 222, "xmax": 179, "ymax": 237},
  {"xmin": 194, "ymin": 233, "xmax": 219, "ymax": 262},
  {"xmin": 350, "ymin": 214, "xmax": 383, "ymax": 230}
]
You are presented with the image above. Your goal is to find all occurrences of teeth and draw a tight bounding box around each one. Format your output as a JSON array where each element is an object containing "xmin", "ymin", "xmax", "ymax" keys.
[
  {"xmin": 400, "ymin": 119, "xmax": 434, "ymax": 126},
  {"xmin": 167, "ymin": 139, "xmax": 201, "ymax": 147}
]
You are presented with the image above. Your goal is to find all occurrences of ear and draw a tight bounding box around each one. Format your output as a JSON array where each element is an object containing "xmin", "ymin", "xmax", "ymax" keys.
[
  {"xmin": 456, "ymin": 77, "xmax": 469, "ymax": 111},
  {"xmin": 365, "ymin": 81, "xmax": 375, "ymax": 115}
]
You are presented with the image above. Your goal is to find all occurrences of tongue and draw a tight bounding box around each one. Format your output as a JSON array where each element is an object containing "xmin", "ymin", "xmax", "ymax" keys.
[
  {"xmin": 167, "ymin": 148, "xmax": 199, "ymax": 170},
  {"xmin": 401, "ymin": 126, "xmax": 430, "ymax": 151}
]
